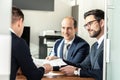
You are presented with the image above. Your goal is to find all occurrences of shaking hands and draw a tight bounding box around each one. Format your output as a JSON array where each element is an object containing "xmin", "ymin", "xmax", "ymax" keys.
[{"xmin": 42, "ymin": 63, "xmax": 53, "ymax": 74}]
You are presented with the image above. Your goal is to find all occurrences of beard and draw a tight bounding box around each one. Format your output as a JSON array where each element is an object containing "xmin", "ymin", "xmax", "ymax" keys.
[{"xmin": 89, "ymin": 28, "xmax": 101, "ymax": 38}]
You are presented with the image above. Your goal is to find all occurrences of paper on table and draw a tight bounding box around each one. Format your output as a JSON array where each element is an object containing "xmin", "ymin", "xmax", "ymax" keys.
[
  {"xmin": 32, "ymin": 57, "xmax": 45, "ymax": 67},
  {"xmin": 44, "ymin": 58, "xmax": 67, "ymax": 66},
  {"xmin": 32, "ymin": 57, "xmax": 67, "ymax": 67}
]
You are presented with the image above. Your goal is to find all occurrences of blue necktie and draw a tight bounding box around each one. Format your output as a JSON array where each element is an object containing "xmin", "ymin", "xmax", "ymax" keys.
[{"xmin": 93, "ymin": 42, "xmax": 98, "ymax": 57}]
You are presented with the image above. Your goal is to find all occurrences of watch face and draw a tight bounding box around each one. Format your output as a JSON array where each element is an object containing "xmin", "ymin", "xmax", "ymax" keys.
[{"xmin": 74, "ymin": 70, "xmax": 78, "ymax": 75}]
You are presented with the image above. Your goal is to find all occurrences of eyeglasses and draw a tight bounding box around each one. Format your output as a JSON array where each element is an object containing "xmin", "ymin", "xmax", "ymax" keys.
[{"xmin": 84, "ymin": 20, "xmax": 98, "ymax": 28}]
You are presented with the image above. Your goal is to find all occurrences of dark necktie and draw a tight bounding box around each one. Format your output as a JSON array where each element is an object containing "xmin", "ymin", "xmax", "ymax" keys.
[{"xmin": 93, "ymin": 42, "xmax": 98, "ymax": 57}]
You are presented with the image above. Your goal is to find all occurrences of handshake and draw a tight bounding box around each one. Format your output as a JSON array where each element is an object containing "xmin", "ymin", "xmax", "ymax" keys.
[
  {"xmin": 33, "ymin": 56, "xmax": 67, "ymax": 74},
  {"xmin": 42, "ymin": 56, "xmax": 68, "ymax": 74},
  {"xmin": 42, "ymin": 63, "xmax": 53, "ymax": 74}
]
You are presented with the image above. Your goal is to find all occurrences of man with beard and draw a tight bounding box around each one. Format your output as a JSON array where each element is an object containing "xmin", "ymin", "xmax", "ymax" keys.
[{"xmin": 60, "ymin": 9, "xmax": 104, "ymax": 80}]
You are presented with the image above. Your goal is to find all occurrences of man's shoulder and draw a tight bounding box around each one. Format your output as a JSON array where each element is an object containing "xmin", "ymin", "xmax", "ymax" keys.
[
  {"xmin": 55, "ymin": 38, "xmax": 63, "ymax": 43},
  {"xmin": 53, "ymin": 38, "xmax": 64, "ymax": 49},
  {"xmin": 74, "ymin": 35, "xmax": 88, "ymax": 44},
  {"xmin": 12, "ymin": 32, "xmax": 28, "ymax": 48}
]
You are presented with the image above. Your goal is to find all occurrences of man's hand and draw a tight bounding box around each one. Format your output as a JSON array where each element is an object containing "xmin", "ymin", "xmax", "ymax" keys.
[
  {"xmin": 17, "ymin": 68, "xmax": 22, "ymax": 75},
  {"xmin": 45, "ymin": 56, "xmax": 59, "ymax": 60},
  {"xmin": 42, "ymin": 64, "xmax": 53, "ymax": 74},
  {"xmin": 60, "ymin": 65, "xmax": 77, "ymax": 76}
]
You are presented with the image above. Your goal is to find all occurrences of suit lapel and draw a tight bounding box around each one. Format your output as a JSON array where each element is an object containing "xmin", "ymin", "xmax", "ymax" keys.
[
  {"xmin": 59, "ymin": 41, "xmax": 64, "ymax": 58},
  {"xmin": 67, "ymin": 43, "xmax": 76, "ymax": 60},
  {"xmin": 67, "ymin": 36, "xmax": 78, "ymax": 60},
  {"xmin": 90, "ymin": 44, "xmax": 96, "ymax": 66},
  {"xmin": 91, "ymin": 41, "xmax": 104, "ymax": 68}
]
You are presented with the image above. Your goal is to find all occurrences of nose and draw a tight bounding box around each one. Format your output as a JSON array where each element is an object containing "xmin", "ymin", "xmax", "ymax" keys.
[
  {"xmin": 64, "ymin": 28, "xmax": 68, "ymax": 33},
  {"xmin": 85, "ymin": 25, "xmax": 91, "ymax": 30}
]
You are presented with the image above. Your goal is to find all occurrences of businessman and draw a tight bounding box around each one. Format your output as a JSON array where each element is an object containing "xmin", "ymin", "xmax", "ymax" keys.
[
  {"xmin": 46, "ymin": 16, "xmax": 89, "ymax": 70},
  {"xmin": 10, "ymin": 6, "xmax": 52, "ymax": 80},
  {"xmin": 60, "ymin": 9, "xmax": 104, "ymax": 80}
]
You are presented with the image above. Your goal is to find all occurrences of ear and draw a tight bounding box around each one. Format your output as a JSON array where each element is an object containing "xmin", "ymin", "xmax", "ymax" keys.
[
  {"xmin": 75, "ymin": 27, "xmax": 78, "ymax": 33},
  {"xmin": 100, "ymin": 19, "xmax": 104, "ymax": 28},
  {"xmin": 18, "ymin": 18, "xmax": 23, "ymax": 27}
]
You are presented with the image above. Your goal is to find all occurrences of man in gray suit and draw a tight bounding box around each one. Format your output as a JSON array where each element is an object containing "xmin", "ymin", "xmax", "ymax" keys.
[{"xmin": 60, "ymin": 9, "xmax": 104, "ymax": 80}]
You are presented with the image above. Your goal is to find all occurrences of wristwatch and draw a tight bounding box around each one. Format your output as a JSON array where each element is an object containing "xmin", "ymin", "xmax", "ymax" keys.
[
  {"xmin": 74, "ymin": 68, "xmax": 81, "ymax": 76},
  {"xmin": 74, "ymin": 70, "xmax": 78, "ymax": 75}
]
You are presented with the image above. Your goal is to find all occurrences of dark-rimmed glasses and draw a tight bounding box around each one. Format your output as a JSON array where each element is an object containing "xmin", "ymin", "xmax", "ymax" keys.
[{"xmin": 84, "ymin": 20, "xmax": 98, "ymax": 28}]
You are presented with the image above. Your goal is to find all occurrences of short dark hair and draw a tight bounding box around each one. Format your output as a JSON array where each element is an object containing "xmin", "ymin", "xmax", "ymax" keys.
[
  {"xmin": 12, "ymin": 6, "xmax": 24, "ymax": 24},
  {"xmin": 73, "ymin": 18, "xmax": 77, "ymax": 28},
  {"xmin": 84, "ymin": 9, "xmax": 104, "ymax": 21}
]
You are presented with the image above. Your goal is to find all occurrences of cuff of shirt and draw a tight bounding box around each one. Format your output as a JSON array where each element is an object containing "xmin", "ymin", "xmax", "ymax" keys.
[
  {"xmin": 77, "ymin": 68, "xmax": 81, "ymax": 76},
  {"xmin": 74, "ymin": 68, "xmax": 81, "ymax": 76}
]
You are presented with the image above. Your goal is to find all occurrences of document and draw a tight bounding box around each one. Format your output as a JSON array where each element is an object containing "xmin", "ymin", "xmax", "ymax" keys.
[
  {"xmin": 32, "ymin": 57, "xmax": 67, "ymax": 67},
  {"xmin": 32, "ymin": 57, "xmax": 45, "ymax": 67},
  {"xmin": 44, "ymin": 58, "xmax": 67, "ymax": 66}
]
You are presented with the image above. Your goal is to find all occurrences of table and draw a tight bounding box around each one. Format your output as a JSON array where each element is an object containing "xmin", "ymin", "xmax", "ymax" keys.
[
  {"xmin": 16, "ymin": 71, "xmax": 95, "ymax": 80},
  {"xmin": 42, "ymin": 76, "xmax": 95, "ymax": 80}
]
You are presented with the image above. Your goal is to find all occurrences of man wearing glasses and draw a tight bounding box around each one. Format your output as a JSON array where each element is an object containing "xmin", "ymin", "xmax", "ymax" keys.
[{"xmin": 60, "ymin": 9, "xmax": 104, "ymax": 80}]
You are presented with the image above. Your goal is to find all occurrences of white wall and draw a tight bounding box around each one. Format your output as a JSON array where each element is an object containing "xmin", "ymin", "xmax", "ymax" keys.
[
  {"xmin": 107, "ymin": 0, "xmax": 120, "ymax": 80},
  {"xmin": 22, "ymin": 0, "xmax": 105, "ymax": 56},
  {"xmin": 0, "ymin": 0, "xmax": 11, "ymax": 80},
  {"xmin": 77, "ymin": 0, "xmax": 105, "ymax": 46},
  {"xmin": 23, "ymin": 0, "xmax": 72, "ymax": 45}
]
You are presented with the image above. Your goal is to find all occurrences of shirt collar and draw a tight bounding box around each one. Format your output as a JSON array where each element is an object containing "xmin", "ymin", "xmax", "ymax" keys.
[
  {"xmin": 97, "ymin": 35, "xmax": 104, "ymax": 48},
  {"xmin": 64, "ymin": 37, "xmax": 75, "ymax": 45},
  {"xmin": 9, "ymin": 28, "xmax": 15, "ymax": 34}
]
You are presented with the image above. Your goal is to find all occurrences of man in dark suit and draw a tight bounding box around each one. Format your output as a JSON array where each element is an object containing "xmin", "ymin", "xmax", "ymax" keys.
[
  {"xmin": 60, "ymin": 9, "xmax": 104, "ymax": 80},
  {"xmin": 10, "ymin": 7, "xmax": 52, "ymax": 80},
  {"xmin": 46, "ymin": 16, "xmax": 89, "ymax": 70}
]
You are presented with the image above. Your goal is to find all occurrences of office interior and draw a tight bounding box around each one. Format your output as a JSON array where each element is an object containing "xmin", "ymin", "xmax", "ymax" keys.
[
  {"xmin": 0, "ymin": 0, "xmax": 120, "ymax": 80},
  {"xmin": 22, "ymin": 0, "xmax": 105, "ymax": 58}
]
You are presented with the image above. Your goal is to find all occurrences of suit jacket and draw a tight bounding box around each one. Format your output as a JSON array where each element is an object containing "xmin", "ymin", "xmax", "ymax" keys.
[
  {"xmin": 50, "ymin": 35, "xmax": 90, "ymax": 70},
  {"xmin": 77, "ymin": 40, "xmax": 104, "ymax": 80},
  {"xmin": 10, "ymin": 32, "xmax": 44, "ymax": 80}
]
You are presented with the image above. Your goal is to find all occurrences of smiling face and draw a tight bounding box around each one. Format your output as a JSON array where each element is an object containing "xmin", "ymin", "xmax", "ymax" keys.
[
  {"xmin": 61, "ymin": 17, "xmax": 77, "ymax": 42},
  {"xmin": 84, "ymin": 15, "xmax": 104, "ymax": 39}
]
